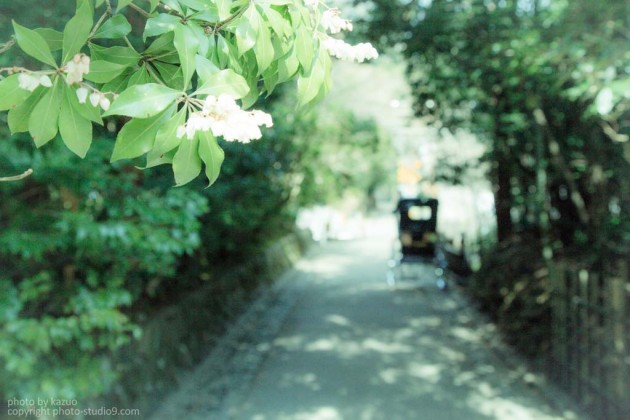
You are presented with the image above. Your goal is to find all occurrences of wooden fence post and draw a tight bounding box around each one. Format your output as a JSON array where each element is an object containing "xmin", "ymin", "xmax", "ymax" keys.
[
  {"xmin": 578, "ymin": 269, "xmax": 591, "ymax": 409},
  {"xmin": 550, "ymin": 261, "xmax": 568, "ymax": 388},
  {"xmin": 607, "ymin": 259, "xmax": 628, "ymax": 417}
]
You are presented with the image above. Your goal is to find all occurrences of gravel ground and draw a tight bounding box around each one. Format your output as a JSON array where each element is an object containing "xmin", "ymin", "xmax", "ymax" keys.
[{"xmin": 150, "ymin": 216, "xmax": 586, "ymax": 420}]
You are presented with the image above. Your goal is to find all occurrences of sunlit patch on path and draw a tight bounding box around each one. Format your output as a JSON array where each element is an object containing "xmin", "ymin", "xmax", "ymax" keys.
[{"xmin": 151, "ymin": 216, "xmax": 582, "ymax": 420}]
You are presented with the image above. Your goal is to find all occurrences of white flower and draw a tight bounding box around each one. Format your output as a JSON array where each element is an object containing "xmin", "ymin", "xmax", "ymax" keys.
[
  {"xmin": 18, "ymin": 73, "xmax": 43, "ymax": 91},
  {"xmin": 352, "ymin": 43, "xmax": 379, "ymax": 62},
  {"xmin": 324, "ymin": 38, "xmax": 351, "ymax": 60},
  {"xmin": 176, "ymin": 95, "xmax": 273, "ymax": 143},
  {"xmin": 99, "ymin": 96, "xmax": 111, "ymax": 111},
  {"xmin": 76, "ymin": 87, "xmax": 89, "ymax": 104},
  {"xmin": 38, "ymin": 75, "xmax": 52, "ymax": 88},
  {"xmin": 305, "ymin": 0, "xmax": 319, "ymax": 9},
  {"xmin": 89, "ymin": 92, "xmax": 102, "ymax": 107},
  {"xmin": 251, "ymin": 110, "xmax": 274, "ymax": 128},
  {"xmin": 321, "ymin": 9, "xmax": 353, "ymax": 34},
  {"xmin": 65, "ymin": 54, "xmax": 90, "ymax": 85},
  {"xmin": 324, "ymin": 38, "xmax": 378, "ymax": 63}
]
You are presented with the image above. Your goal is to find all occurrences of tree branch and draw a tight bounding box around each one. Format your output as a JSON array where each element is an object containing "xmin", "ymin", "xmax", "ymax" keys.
[
  {"xmin": 213, "ymin": 2, "xmax": 251, "ymax": 33},
  {"xmin": 0, "ymin": 37, "xmax": 16, "ymax": 54},
  {"xmin": 129, "ymin": 3, "xmax": 151, "ymax": 19},
  {"xmin": 0, "ymin": 168, "xmax": 33, "ymax": 182},
  {"xmin": 534, "ymin": 108, "xmax": 590, "ymax": 225}
]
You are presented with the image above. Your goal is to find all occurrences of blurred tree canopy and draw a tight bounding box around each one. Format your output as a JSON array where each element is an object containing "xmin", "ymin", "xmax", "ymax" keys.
[
  {"xmin": 359, "ymin": 0, "xmax": 629, "ymax": 252},
  {"xmin": 357, "ymin": 0, "xmax": 629, "ymax": 359},
  {"xmin": 0, "ymin": 1, "xmax": 392, "ymax": 402}
]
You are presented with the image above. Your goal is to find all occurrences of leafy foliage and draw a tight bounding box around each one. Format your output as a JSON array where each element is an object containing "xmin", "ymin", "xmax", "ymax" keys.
[
  {"xmin": 1, "ymin": 0, "xmax": 377, "ymax": 185},
  {"xmin": 0, "ymin": 0, "xmax": 388, "ymax": 403},
  {"xmin": 0, "ymin": 132, "xmax": 207, "ymax": 399},
  {"xmin": 361, "ymin": 0, "xmax": 630, "ymax": 251},
  {"xmin": 359, "ymin": 0, "xmax": 630, "ymax": 365},
  {"xmin": 0, "ymin": 89, "xmax": 392, "ymax": 402}
]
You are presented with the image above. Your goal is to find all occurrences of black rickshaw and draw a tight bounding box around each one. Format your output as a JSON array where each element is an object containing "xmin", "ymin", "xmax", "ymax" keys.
[{"xmin": 387, "ymin": 197, "xmax": 448, "ymax": 289}]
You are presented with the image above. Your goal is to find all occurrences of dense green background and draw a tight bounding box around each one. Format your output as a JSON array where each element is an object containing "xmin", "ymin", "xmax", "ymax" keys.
[
  {"xmin": 0, "ymin": 1, "xmax": 393, "ymax": 401},
  {"xmin": 358, "ymin": 0, "xmax": 629, "ymax": 355}
]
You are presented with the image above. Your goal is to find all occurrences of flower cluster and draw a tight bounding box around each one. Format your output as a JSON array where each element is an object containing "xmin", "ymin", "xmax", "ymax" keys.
[
  {"xmin": 310, "ymin": 3, "xmax": 378, "ymax": 63},
  {"xmin": 177, "ymin": 95, "xmax": 273, "ymax": 143},
  {"xmin": 75, "ymin": 87, "xmax": 111, "ymax": 111},
  {"xmin": 64, "ymin": 54, "xmax": 90, "ymax": 85},
  {"xmin": 324, "ymin": 39, "xmax": 379, "ymax": 63},
  {"xmin": 321, "ymin": 9, "xmax": 353, "ymax": 34},
  {"xmin": 18, "ymin": 73, "xmax": 52, "ymax": 91}
]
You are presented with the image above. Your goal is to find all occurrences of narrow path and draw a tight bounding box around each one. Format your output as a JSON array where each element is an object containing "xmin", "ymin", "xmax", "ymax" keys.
[{"xmin": 151, "ymin": 216, "xmax": 582, "ymax": 420}]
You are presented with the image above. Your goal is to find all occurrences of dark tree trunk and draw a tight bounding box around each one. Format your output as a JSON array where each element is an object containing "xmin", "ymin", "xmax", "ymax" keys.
[{"xmin": 494, "ymin": 141, "xmax": 513, "ymax": 242}]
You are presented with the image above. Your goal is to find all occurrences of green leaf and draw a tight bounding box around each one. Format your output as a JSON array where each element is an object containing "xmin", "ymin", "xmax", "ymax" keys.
[
  {"xmin": 145, "ymin": 147, "xmax": 177, "ymax": 168},
  {"xmin": 297, "ymin": 56, "xmax": 325, "ymax": 108},
  {"xmin": 127, "ymin": 65, "xmax": 153, "ymax": 86},
  {"xmin": 262, "ymin": 6, "xmax": 290, "ymax": 38},
  {"xmin": 179, "ymin": 0, "xmax": 217, "ymax": 12},
  {"xmin": 198, "ymin": 131, "xmax": 224, "ymax": 186},
  {"xmin": 103, "ymin": 83, "xmax": 181, "ymax": 118},
  {"xmin": 173, "ymin": 136, "xmax": 201, "ymax": 185},
  {"xmin": 215, "ymin": 35, "xmax": 237, "ymax": 70},
  {"xmin": 148, "ymin": 0, "xmax": 160, "ymax": 12},
  {"xmin": 29, "ymin": 78, "xmax": 63, "ymax": 147},
  {"xmin": 93, "ymin": 15, "xmax": 132, "ymax": 39},
  {"xmin": 7, "ymin": 88, "xmax": 46, "ymax": 134},
  {"xmin": 83, "ymin": 61, "xmax": 128, "ymax": 83},
  {"xmin": 161, "ymin": 0, "xmax": 184, "ymax": 14},
  {"xmin": 195, "ymin": 54, "xmax": 220, "ymax": 83},
  {"xmin": 111, "ymin": 107, "xmax": 174, "ymax": 161},
  {"xmin": 101, "ymin": 70, "xmax": 132, "ymax": 94},
  {"xmin": 77, "ymin": 0, "xmax": 96, "ymax": 13},
  {"xmin": 263, "ymin": 63, "xmax": 279, "ymax": 95},
  {"xmin": 34, "ymin": 28, "xmax": 63, "ymax": 52},
  {"xmin": 188, "ymin": 22, "xmax": 210, "ymax": 57},
  {"xmin": 117, "ymin": 0, "xmax": 134, "ymax": 11},
  {"xmin": 152, "ymin": 108, "xmax": 186, "ymax": 155},
  {"xmin": 236, "ymin": 7, "xmax": 260, "ymax": 55},
  {"xmin": 143, "ymin": 32, "xmax": 175, "ymax": 56},
  {"xmin": 12, "ymin": 21, "xmax": 57, "ymax": 67},
  {"xmin": 277, "ymin": 49, "xmax": 299, "ymax": 83},
  {"xmin": 173, "ymin": 24, "xmax": 199, "ymax": 90},
  {"xmin": 215, "ymin": 0, "xmax": 233, "ymax": 20},
  {"xmin": 59, "ymin": 86, "xmax": 93, "ymax": 157},
  {"xmin": 66, "ymin": 85, "xmax": 103, "ymax": 125},
  {"xmin": 240, "ymin": 73, "xmax": 260, "ymax": 109},
  {"xmin": 295, "ymin": 24, "xmax": 314, "ymax": 71},
  {"xmin": 89, "ymin": 44, "xmax": 141, "ymax": 66},
  {"xmin": 144, "ymin": 14, "xmax": 180, "ymax": 39},
  {"xmin": 152, "ymin": 61, "xmax": 184, "ymax": 90},
  {"xmin": 62, "ymin": 0, "xmax": 93, "ymax": 63},
  {"xmin": 254, "ymin": 23, "xmax": 273, "ymax": 74},
  {"xmin": 0, "ymin": 74, "xmax": 33, "ymax": 111},
  {"xmin": 194, "ymin": 69, "xmax": 249, "ymax": 98}
]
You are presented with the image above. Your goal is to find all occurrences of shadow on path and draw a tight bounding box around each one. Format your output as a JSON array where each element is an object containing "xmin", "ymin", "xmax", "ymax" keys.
[{"xmin": 152, "ymin": 216, "xmax": 582, "ymax": 420}]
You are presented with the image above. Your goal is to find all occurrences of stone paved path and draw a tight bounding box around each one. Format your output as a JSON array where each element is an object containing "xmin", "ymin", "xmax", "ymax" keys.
[{"xmin": 151, "ymin": 216, "xmax": 584, "ymax": 420}]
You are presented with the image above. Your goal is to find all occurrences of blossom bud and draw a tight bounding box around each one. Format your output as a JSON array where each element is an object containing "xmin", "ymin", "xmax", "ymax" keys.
[
  {"xmin": 18, "ymin": 73, "xmax": 40, "ymax": 91},
  {"xmin": 89, "ymin": 92, "xmax": 102, "ymax": 107},
  {"xmin": 76, "ymin": 87, "xmax": 89, "ymax": 104},
  {"xmin": 99, "ymin": 97, "xmax": 111, "ymax": 111},
  {"xmin": 39, "ymin": 75, "xmax": 52, "ymax": 88}
]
